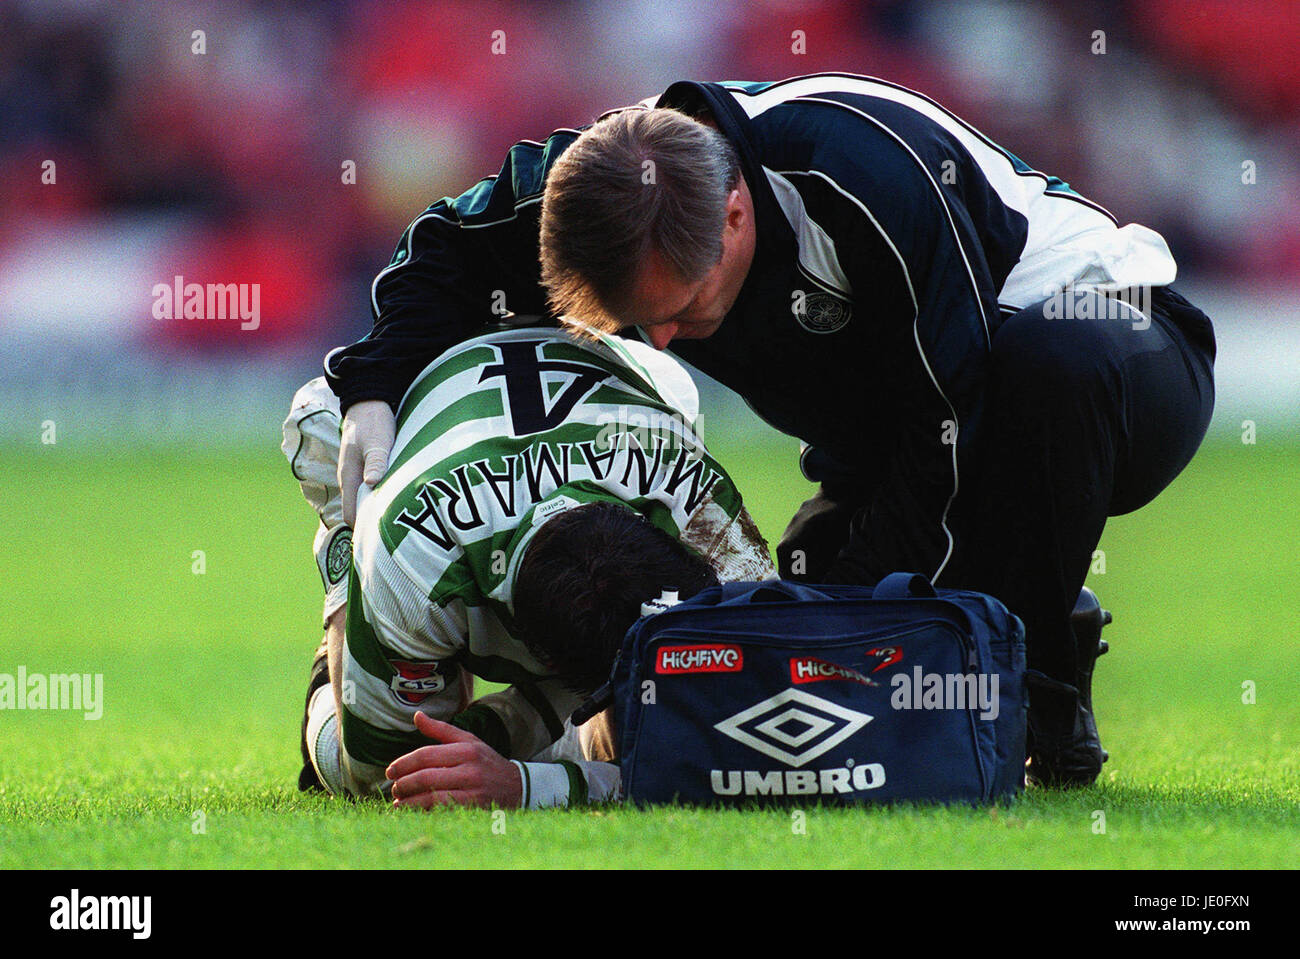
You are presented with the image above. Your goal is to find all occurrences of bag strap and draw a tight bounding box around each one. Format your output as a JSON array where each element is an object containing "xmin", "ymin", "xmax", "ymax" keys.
[
  {"xmin": 872, "ymin": 572, "xmax": 937, "ymax": 600},
  {"xmin": 570, "ymin": 686, "xmax": 612, "ymax": 727}
]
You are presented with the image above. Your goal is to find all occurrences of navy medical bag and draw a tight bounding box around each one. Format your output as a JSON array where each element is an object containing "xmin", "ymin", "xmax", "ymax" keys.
[{"xmin": 603, "ymin": 573, "xmax": 1027, "ymax": 806}]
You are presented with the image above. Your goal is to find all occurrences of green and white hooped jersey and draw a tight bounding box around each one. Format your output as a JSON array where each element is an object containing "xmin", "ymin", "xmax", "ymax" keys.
[{"xmin": 340, "ymin": 327, "xmax": 770, "ymax": 796}]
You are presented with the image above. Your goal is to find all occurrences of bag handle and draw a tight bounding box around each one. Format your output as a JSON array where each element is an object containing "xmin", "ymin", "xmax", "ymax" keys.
[
  {"xmin": 872, "ymin": 572, "xmax": 937, "ymax": 600},
  {"xmin": 718, "ymin": 577, "xmax": 936, "ymax": 604},
  {"xmin": 717, "ymin": 581, "xmax": 832, "ymax": 604}
]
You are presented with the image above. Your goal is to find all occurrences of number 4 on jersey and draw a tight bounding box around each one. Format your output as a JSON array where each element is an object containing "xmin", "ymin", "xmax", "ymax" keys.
[{"xmin": 478, "ymin": 340, "xmax": 607, "ymax": 436}]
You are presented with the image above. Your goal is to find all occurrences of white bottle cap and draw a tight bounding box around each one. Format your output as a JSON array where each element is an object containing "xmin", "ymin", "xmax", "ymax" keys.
[{"xmin": 640, "ymin": 587, "xmax": 683, "ymax": 618}]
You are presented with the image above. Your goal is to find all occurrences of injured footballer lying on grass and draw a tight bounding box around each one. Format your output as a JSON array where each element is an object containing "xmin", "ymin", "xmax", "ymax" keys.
[{"xmin": 282, "ymin": 324, "xmax": 775, "ymax": 809}]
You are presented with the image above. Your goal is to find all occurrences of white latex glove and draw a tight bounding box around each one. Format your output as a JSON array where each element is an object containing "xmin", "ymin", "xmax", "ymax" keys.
[{"xmin": 338, "ymin": 399, "xmax": 396, "ymax": 527}]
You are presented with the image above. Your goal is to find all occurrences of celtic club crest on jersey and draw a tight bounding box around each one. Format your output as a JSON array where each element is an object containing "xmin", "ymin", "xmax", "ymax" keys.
[
  {"xmin": 325, "ymin": 527, "xmax": 352, "ymax": 585},
  {"xmin": 797, "ymin": 292, "xmax": 852, "ymax": 334}
]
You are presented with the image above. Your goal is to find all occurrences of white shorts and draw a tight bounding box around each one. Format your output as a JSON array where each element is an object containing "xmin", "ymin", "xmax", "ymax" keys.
[{"xmin": 281, "ymin": 377, "xmax": 351, "ymax": 623}]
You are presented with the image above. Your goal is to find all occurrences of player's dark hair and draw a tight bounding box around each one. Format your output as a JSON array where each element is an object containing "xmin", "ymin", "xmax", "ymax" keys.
[{"xmin": 513, "ymin": 501, "xmax": 718, "ymax": 694}]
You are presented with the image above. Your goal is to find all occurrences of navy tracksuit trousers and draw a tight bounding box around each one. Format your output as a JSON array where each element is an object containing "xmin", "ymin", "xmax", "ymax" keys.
[{"xmin": 778, "ymin": 285, "xmax": 1216, "ymax": 686}]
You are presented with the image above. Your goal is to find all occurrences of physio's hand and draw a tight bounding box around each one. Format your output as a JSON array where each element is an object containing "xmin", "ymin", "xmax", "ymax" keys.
[
  {"xmin": 338, "ymin": 400, "xmax": 396, "ymax": 527},
  {"xmin": 387, "ymin": 712, "xmax": 524, "ymax": 810}
]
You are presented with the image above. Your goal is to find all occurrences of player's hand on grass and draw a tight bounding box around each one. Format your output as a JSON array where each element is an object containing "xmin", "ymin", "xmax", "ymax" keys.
[
  {"xmin": 387, "ymin": 711, "xmax": 524, "ymax": 810},
  {"xmin": 338, "ymin": 399, "xmax": 396, "ymax": 527}
]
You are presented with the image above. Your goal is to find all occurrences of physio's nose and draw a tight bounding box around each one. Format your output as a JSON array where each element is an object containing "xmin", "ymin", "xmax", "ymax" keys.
[{"xmin": 645, "ymin": 322, "xmax": 678, "ymax": 350}]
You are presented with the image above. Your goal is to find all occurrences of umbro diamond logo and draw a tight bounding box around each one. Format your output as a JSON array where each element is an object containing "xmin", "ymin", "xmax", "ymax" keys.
[{"xmin": 713, "ymin": 688, "xmax": 871, "ymax": 767}]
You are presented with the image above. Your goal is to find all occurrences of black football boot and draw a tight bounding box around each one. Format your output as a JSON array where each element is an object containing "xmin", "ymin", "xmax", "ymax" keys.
[
  {"xmin": 297, "ymin": 635, "xmax": 331, "ymax": 792},
  {"xmin": 1025, "ymin": 587, "xmax": 1112, "ymax": 787}
]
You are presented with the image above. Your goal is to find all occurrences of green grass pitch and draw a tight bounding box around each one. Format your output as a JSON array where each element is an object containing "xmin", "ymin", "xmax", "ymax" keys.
[{"xmin": 1, "ymin": 432, "xmax": 1297, "ymax": 869}]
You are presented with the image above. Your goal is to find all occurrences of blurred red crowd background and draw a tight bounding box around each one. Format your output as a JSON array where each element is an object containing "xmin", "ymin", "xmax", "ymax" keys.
[{"xmin": 2, "ymin": 0, "xmax": 1296, "ymax": 352}]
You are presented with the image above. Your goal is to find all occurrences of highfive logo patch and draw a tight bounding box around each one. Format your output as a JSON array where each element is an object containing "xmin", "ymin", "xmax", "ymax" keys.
[
  {"xmin": 656, "ymin": 644, "xmax": 743, "ymax": 674},
  {"xmin": 789, "ymin": 656, "xmax": 876, "ymax": 687}
]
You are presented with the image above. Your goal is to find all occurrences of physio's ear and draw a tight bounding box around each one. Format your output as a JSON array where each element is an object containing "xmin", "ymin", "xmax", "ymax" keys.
[{"xmin": 725, "ymin": 189, "xmax": 745, "ymax": 229}]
